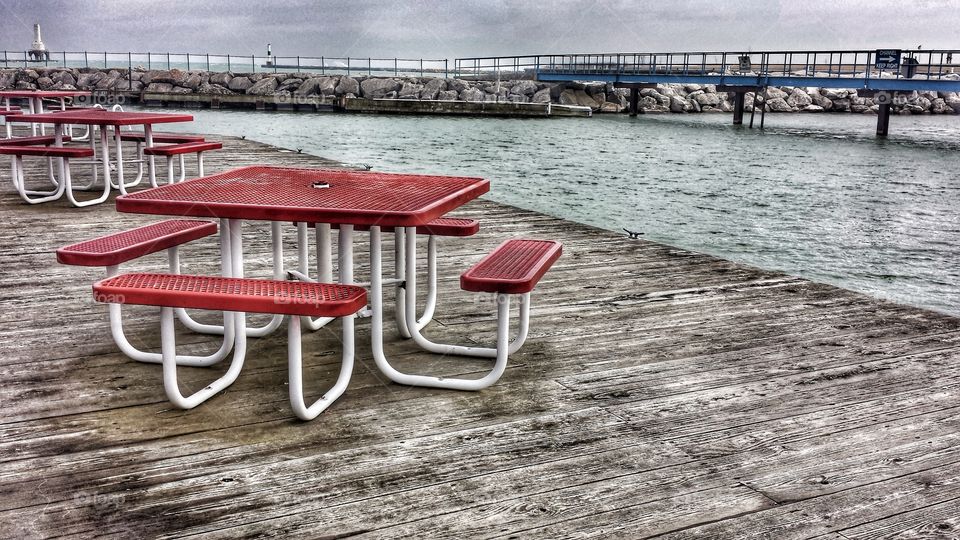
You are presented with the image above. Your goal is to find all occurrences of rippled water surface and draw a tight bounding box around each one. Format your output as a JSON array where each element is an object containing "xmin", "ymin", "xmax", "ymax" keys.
[{"xmin": 144, "ymin": 106, "xmax": 960, "ymax": 315}]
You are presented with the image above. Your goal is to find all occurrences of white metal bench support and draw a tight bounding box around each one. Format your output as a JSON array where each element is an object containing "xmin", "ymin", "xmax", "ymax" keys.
[{"xmin": 369, "ymin": 226, "xmax": 527, "ymax": 391}]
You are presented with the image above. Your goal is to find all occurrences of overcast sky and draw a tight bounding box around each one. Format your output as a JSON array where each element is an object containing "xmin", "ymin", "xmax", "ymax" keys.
[{"xmin": 1, "ymin": 0, "xmax": 957, "ymax": 60}]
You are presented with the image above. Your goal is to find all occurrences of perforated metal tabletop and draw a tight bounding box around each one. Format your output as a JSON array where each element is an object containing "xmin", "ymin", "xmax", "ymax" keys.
[
  {"xmin": 0, "ymin": 90, "xmax": 91, "ymax": 99},
  {"xmin": 116, "ymin": 165, "xmax": 490, "ymax": 227},
  {"xmin": 11, "ymin": 109, "xmax": 194, "ymax": 126}
]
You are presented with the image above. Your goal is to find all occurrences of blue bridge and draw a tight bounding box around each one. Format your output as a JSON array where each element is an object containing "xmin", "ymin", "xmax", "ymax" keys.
[{"xmin": 455, "ymin": 49, "xmax": 960, "ymax": 135}]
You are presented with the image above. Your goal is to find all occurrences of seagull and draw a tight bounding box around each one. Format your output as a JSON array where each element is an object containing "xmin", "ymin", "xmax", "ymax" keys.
[
  {"xmin": 623, "ymin": 228, "xmax": 643, "ymax": 239},
  {"xmin": 296, "ymin": 148, "xmax": 303, "ymax": 153}
]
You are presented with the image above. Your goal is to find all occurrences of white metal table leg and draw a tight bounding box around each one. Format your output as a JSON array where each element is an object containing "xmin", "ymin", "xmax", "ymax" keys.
[
  {"xmin": 299, "ymin": 222, "xmax": 335, "ymax": 331},
  {"xmin": 395, "ymin": 228, "xmax": 412, "ymax": 338}
]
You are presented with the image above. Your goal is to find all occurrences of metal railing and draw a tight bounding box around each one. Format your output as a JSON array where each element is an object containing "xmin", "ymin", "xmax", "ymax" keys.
[
  {"xmin": 454, "ymin": 50, "xmax": 960, "ymax": 81},
  {"xmin": 0, "ymin": 50, "xmax": 449, "ymax": 77}
]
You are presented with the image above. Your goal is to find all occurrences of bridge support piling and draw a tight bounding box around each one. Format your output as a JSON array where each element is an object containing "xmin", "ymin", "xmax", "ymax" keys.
[
  {"xmin": 732, "ymin": 92, "xmax": 745, "ymax": 125},
  {"xmin": 628, "ymin": 88, "xmax": 640, "ymax": 117},
  {"xmin": 877, "ymin": 103, "xmax": 891, "ymax": 137}
]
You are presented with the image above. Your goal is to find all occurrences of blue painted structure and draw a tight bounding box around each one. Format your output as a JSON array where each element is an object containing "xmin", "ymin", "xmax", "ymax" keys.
[{"xmin": 456, "ymin": 50, "xmax": 960, "ymax": 93}]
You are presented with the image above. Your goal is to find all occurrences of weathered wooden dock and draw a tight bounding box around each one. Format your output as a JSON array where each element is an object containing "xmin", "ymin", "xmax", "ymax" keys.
[{"xmin": 1, "ymin": 134, "xmax": 959, "ymax": 538}]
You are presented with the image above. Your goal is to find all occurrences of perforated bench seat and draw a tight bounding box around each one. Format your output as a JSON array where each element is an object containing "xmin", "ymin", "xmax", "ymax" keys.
[
  {"xmin": 94, "ymin": 273, "xmax": 368, "ymax": 318},
  {"xmin": 0, "ymin": 145, "xmax": 92, "ymax": 158},
  {"xmin": 304, "ymin": 217, "xmax": 480, "ymax": 236},
  {"xmin": 57, "ymin": 219, "xmax": 218, "ymax": 267},
  {"xmin": 460, "ymin": 239, "xmax": 563, "ymax": 294},
  {"xmin": 0, "ymin": 135, "xmax": 73, "ymax": 146},
  {"xmin": 143, "ymin": 141, "xmax": 222, "ymax": 156},
  {"xmin": 119, "ymin": 132, "xmax": 206, "ymax": 144}
]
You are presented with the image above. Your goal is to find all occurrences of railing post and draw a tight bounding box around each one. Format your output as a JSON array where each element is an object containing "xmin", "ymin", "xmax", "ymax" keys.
[
  {"xmin": 395, "ymin": 57, "xmax": 398, "ymax": 76},
  {"xmin": 104, "ymin": 51, "xmax": 108, "ymax": 69},
  {"xmin": 63, "ymin": 50, "xmax": 66, "ymax": 68},
  {"xmin": 251, "ymin": 55, "xmax": 255, "ymax": 72},
  {"xmin": 206, "ymin": 53, "xmax": 210, "ymax": 71},
  {"xmin": 187, "ymin": 53, "xmax": 191, "ymax": 71},
  {"xmin": 297, "ymin": 55, "xmax": 300, "ymax": 71},
  {"xmin": 23, "ymin": 50, "xmax": 27, "ymax": 68},
  {"xmin": 128, "ymin": 52, "xmax": 132, "ymax": 89},
  {"xmin": 167, "ymin": 52, "xmax": 170, "ymax": 70},
  {"xmin": 445, "ymin": 59, "xmax": 448, "ymax": 78},
  {"xmin": 84, "ymin": 51, "xmax": 88, "ymax": 68},
  {"xmin": 147, "ymin": 52, "xmax": 151, "ymax": 70},
  {"xmin": 368, "ymin": 57, "xmax": 372, "ymax": 76},
  {"xmin": 420, "ymin": 58, "xmax": 424, "ymax": 77}
]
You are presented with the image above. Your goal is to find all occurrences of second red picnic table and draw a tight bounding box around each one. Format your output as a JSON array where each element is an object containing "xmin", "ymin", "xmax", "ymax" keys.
[
  {"xmin": 11, "ymin": 109, "xmax": 194, "ymax": 203},
  {"xmin": 0, "ymin": 89, "xmax": 92, "ymax": 135}
]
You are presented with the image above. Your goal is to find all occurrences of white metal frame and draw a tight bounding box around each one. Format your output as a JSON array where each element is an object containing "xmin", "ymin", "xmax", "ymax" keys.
[
  {"xmin": 368, "ymin": 226, "xmax": 531, "ymax": 390},
  {"xmin": 105, "ymin": 218, "xmax": 357, "ymax": 418}
]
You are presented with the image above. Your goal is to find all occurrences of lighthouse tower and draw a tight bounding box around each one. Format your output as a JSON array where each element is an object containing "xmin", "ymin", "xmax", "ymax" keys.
[{"xmin": 29, "ymin": 23, "xmax": 50, "ymax": 61}]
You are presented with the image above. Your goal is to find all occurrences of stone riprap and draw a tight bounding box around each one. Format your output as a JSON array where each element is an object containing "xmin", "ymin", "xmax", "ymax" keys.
[{"xmin": 1, "ymin": 67, "xmax": 958, "ymax": 115}]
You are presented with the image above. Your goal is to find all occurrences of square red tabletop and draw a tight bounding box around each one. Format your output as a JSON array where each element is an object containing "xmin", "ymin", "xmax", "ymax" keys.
[
  {"xmin": 11, "ymin": 110, "xmax": 194, "ymax": 126},
  {"xmin": 116, "ymin": 166, "xmax": 490, "ymax": 227},
  {"xmin": 0, "ymin": 90, "xmax": 92, "ymax": 99}
]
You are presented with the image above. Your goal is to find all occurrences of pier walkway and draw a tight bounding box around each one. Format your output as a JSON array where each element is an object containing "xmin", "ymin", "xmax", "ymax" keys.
[
  {"xmin": 1, "ymin": 135, "xmax": 959, "ymax": 537},
  {"xmin": 457, "ymin": 49, "xmax": 960, "ymax": 134}
]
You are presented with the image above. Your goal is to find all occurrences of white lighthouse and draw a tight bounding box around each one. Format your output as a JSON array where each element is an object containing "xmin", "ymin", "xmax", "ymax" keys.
[{"xmin": 28, "ymin": 23, "xmax": 50, "ymax": 61}]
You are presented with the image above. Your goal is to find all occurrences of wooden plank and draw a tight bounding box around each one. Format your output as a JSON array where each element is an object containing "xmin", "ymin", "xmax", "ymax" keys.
[{"xmin": 0, "ymin": 129, "xmax": 959, "ymax": 538}]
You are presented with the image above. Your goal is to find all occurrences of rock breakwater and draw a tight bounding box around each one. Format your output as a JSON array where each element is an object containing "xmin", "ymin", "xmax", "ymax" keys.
[{"xmin": 1, "ymin": 67, "xmax": 958, "ymax": 115}]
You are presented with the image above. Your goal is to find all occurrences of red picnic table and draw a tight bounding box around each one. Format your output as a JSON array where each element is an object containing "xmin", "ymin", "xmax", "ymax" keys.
[
  {"xmin": 0, "ymin": 90, "xmax": 91, "ymax": 135},
  {"xmin": 11, "ymin": 109, "xmax": 194, "ymax": 204},
  {"xmin": 115, "ymin": 165, "xmax": 491, "ymax": 386}
]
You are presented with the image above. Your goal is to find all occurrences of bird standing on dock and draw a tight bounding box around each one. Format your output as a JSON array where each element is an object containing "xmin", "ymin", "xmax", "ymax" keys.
[{"xmin": 623, "ymin": 228, "xmax": 643, "ymax": 239}]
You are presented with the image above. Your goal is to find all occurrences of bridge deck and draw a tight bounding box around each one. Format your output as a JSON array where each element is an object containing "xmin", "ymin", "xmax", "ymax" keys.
[{"xmin": 1, "ymin": 133, "xmax": 959, "ymax": 538}]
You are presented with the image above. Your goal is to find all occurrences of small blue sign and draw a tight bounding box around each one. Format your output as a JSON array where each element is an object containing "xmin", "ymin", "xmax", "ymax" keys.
[{"xmin": 875, "ymin": 49, "xmax": 901, "ymax": 70}]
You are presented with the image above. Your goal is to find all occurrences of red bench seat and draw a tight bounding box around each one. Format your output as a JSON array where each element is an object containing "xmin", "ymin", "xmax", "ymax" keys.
[
  {"xmin": 94, "ymin": 273, "xmax": 368, "ymax": 318},
  {"xmin": 144, "ymin": 141, "xmax": 222, "ymax": 156},
  {"xmin": 0, "ymin": 145, "xmax": 92, "ymax": 158},
  {"xmin": 460, "ymin": 239, "xmax": 562, "ymax": 294},
  {"xmin": 57, "ymin": 219, "xmax": 218, "ymax": 267},
  {"xmin": 0, "ymin": 135, "xmax": 73, "ymax": 146},
  {"xmin": 119, "ymin": 132, "xmax": 206, "ymax": 144}
]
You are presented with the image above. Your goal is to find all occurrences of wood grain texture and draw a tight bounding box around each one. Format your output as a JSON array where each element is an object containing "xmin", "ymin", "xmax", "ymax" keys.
[{"xmin": 0, "ymin": 128, "xmax": 958, "ymax": 538}]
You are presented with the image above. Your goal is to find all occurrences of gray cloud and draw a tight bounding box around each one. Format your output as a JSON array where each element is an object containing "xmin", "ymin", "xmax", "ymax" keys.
[{"xmin": 1, "ymin": 0, "xmax": 957, "ymax": 60}]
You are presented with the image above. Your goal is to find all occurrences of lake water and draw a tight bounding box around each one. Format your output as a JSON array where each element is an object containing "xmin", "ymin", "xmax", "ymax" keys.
[{"xmin": 141, "ymin": 106, "xmax": 960, "ymax": 316}]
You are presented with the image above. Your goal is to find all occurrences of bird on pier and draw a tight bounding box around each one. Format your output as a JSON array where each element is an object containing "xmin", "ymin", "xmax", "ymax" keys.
[{"xmin": 623, "ymin": 228, "xmax": 643, "ymax": 239}]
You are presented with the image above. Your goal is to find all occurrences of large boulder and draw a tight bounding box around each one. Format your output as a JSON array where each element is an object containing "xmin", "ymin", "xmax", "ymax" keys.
[
  {"xmin": 0, "ymin": 71, "xmax": 15, "ymax": 89},
  {"xmin": 180, "ymin": 73, "xmax": 203, "ymax": 90},
  {"xmin": 531, "ymin": 88, "xmax": 551, "ymax": 103},
  {"xmin": 318, "ymin": 76, "xmax": 338, "ymax": 95},
  {"xmin": 459, "ymin": 87, "xmax": 484, "ymax": 101},
  {"xmin": 335, "ymin": 76, "xmax": 360, "ymax": 95},
  {"xmin": 510, "ymin": 80, "xmax": 539, "ymax": 97},
  {"xmin": 199, "ymin": 83, "xmax": 235, "ymax": 95},
  {"xmin": 420, "ymin": 78, "xmax": 446, "ymax": 100},
  {"xmin": 360, "ymin": 77, "xmax": 401, "ymax": 98},
  {"xmin": 398, "ymin": 82, "xmax": 422, "ymax": 99},
  {"xmin": 695, "ymin": 92, "xmax": 720, "ymax": 106},
  {"xmin": 446, "ymin": 78, "xmax": 469, "ymax": 93},
  {"xmin": 228, "ymin": 76, "xmax": 253, "ymax": 92},
  {"xmin": 144, "ymin": 69, "xmax": 186, "ymax": 85},
  {"xmin": 52, "ymin": 70, "xmax": 76, "ymax": 87},
  {"xmin": 437, "ymin": 90, "xmax": 459, "ymax": 101},
  {"xmin": 558, "ymin": 89, "xmax": 578, "ymax": 105},
  {"xmin": 294, "ymin": 77, "xmax": 324, "ymax": 96},
  {"xmin": 766, "ymin": 97, "xmax": 793, "ymax": 112},
  {"xmin": 145, "ymin": 82, "xmax": 174, "ymax": 93},
  {"xmin": 76, "ymin": 72, "xmax": 103, "ymax": 89},
  {"xmin": 246, "ymin": 76, "xmax": 279, "ymax": 95},
  {"xmin": 802, "ymin": 104, "xmax": 825, "ymax": 113},
  {"xmin": 765, "ymin": 87, "xmax": 788, "ymax": 100},
  {"xmin": 669, "ymin": 96, "xmax": 687, "ymax": 112},
  {"xmin": 37, "ymin": 76, "xmax": 54, "ymax": 90},
  {"xmin": 114, "ymin": 79, "xmax": 144, "ymax": 92},
  {"xmin": 931, "ymin": 98, "xmax": 953, "ymax": 114},
  {"xmin": 786, "ymin": 89, "xmax": 812, "ymax": 107},
  {"xmin": 209, "ymin": 72, "xmax": 233, "ymax": 86}
]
